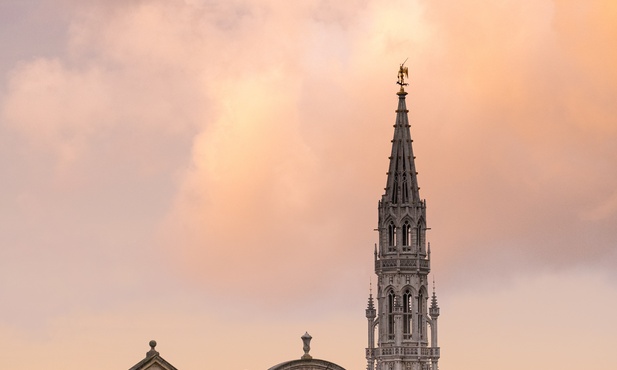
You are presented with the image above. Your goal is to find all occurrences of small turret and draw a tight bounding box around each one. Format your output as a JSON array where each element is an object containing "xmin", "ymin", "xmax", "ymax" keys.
[
  {"xmin": 366, "ymin": 292, "xmax": 376, "ymax": 319},
  {"xmin": 429, "ymin": 281, "xmax": 440, "ymax": 318},
  {"xmin": 365, "ymin": 284, "xmax": 377, "ymax": 370},
  {"xmin": 428, "ymin": 281, "xmax": 440, "ymax": 353}
]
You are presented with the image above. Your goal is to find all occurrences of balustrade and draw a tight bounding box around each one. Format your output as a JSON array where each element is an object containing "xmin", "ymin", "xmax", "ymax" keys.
[
  {"xmin": 371, "ymin": 346, "xmax": 439, "ymax": 359},
  {"xmin": 375, "ymin": 257, "xmax": 431, "ymax": 272}
]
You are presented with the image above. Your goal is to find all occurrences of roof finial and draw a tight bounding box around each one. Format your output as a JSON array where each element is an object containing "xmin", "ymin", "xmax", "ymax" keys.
[
  {"xmin": 397, "ymin": 59, "xmax": 409, "ymax": 93},
  {"xmin": 301, "ymin": 332, "xmax": 313, "ymax": 360},
  {"xmin": 146, "ymin": 340, "xmax": 159, "ymax": 357}
]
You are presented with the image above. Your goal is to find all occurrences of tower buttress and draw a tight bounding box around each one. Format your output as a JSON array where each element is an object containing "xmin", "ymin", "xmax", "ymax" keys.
[
  {"xmin": 429, "ymin": 283, "xmax": 440, "ymax": 348},
  {"xmin": 366, "ymin": 290, "xmax": 377, "ymax": 370}
]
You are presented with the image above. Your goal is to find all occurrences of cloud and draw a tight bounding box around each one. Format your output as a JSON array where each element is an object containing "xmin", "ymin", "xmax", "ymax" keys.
[
  {"xmin": 410, "ymin": 0, "xmax": 617, "ymax": 285},
  {"xmin": 2, "ymin": 0, "xmax": 617, "ymax": 314},
  {"xmin": 1, "ymin": 1, "xmax": 617, "ymax": 370},
  {"xmin": 581, "ymin": 189, "xmax": 617, "ymax": 221}
]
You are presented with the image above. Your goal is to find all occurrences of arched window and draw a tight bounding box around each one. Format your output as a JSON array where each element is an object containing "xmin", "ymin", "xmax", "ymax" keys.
[
  {"xmin": 417, "ymin": 291, "xmax": 425, "ymax": 340},
  {"xmin": 388, "ymin": 290, "xmax": 395, "ymax": 340},
  {"xmin": 403, "ymin": 289, "xmax": 412, "ymax": 340},
  {"xmin": 416, "ymin": 222, "xmax": 422, "ymax": 251},
  {"xmin": 388, "ymin": 222, "xmax": 396, "ymax": 251},
  {"xmin": 402, "ymin": 221, "xmax": 411, "ymax": 251}
]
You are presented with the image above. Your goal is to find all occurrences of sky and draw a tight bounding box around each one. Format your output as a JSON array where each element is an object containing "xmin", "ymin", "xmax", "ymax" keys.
[{"xmin": 0, "ymin": 0, "xmax": 616, "ymax": 369}]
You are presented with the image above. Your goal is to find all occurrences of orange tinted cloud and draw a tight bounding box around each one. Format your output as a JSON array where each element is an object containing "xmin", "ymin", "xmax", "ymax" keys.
[
  {"xmin": 1, "ymin": 1, "xmax": 617, "ymax": 369},
  {"xmin": 5, "ymin": 0, "xmax": 614, "ymax": 297}
]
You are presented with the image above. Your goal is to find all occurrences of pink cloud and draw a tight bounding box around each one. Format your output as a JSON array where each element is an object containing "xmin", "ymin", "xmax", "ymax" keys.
[
  {"xmin": 1, "ymin": 1, "xmax": 617, "ymax": 370},
  {"xmin": 1, "ymin": 0, "xmax": 616, "ymax": 326}
]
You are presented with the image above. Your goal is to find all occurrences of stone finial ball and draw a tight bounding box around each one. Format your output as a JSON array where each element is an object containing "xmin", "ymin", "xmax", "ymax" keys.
[{"xmin": 149, "ymin": 340, "xmax": 157, "ymax": 349}]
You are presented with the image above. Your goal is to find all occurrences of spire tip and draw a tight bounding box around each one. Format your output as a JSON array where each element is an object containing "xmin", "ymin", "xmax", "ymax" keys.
[{"xmin": 396, "ymin": 60, "xmax": 409, "ymax": 92}]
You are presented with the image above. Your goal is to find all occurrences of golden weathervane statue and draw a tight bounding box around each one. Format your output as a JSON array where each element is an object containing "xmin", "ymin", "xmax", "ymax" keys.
[{"xmin": 397, "ymin": 58, "xmax": 409, "ymax": 92}]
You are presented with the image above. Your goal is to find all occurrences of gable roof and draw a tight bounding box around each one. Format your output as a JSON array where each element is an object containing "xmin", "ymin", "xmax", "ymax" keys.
[{"xmin": 129, "ymin": 340, "xmax": 178, "ymax": 370}]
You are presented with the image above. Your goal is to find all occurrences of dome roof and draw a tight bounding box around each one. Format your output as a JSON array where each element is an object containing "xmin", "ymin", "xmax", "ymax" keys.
[
  {"xmin": 268, "ymin": 358, "xmax": 345, "ymax": 370},
  {"xmin": 268, "ymin": 332, "xmax": 345, "ymax": 370}
]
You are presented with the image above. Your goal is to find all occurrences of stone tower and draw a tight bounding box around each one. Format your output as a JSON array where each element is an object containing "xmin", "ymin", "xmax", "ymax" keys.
[{"xmin": 365, "ymin": 76, "xmax": 440, "ymax": 370}]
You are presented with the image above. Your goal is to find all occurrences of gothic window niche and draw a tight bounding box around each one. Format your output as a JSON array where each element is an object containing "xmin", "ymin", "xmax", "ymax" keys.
[
  {"xmin": 417, "ymin": 290, "xmax": 426, "ymax": 341},
  {"xmin": 387, "ymin": 290, "xmax": 395, "ymax": 340},
  {"xmin": 415, "ymin": 221, "xmax": 423, "ymax": 253},
  {"xmin": 402, "ymin": 221, "xmax": 411, "ymax": 251},
  {"xmin": 388, "ymin": 222, "xmax": 396, "ymax": 252},
  {"xmin": 403, "ymin": 289, "xmax": 413, "ymax": 340}
]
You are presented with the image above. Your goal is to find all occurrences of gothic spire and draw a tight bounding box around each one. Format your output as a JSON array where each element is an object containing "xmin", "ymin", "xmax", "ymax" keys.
[
  {"xmin": 366, "ymin": 63, "xmax": 440, "ymax": 370},
  {"xmin": 384, "ymin": 90, "xmax": 420, "ymax": 206},
  {"xmin": 369, "ymin": 67, "xmax": 439, "ymax": 370}
]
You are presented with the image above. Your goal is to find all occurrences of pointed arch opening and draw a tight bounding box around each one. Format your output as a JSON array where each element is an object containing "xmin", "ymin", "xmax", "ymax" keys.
[
  {"xmin": 388, "ymin": 222, "xmax": 397, "ymax": 252},
  {"xmin": 403, "ymin": 289, "xmax": 413, "ymax": 340},
  {"xmin": 417, "ymin": 289, "xmax": 427, "ymax": 341},
  {"xmin": 415, "ymin": 220, "xmax": 424, "ymax": 253},
  {"xmin": 387, "ymin": 289, "xmax": 395, "ymax": 341},
  {"xmin": 402, "ymin": 221, "xmax": 411, "ymax": 251}
]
